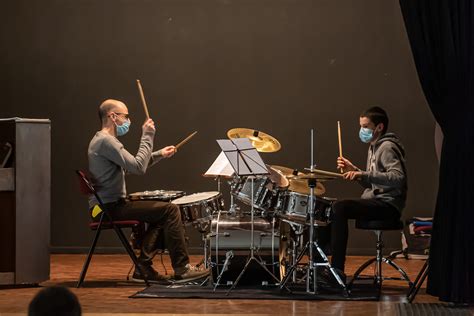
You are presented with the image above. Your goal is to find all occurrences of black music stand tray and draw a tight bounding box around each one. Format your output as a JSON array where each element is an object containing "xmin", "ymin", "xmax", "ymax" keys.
[{"xmin": 216, "ymin": 138, "xmax": 282, "ymax": 294}]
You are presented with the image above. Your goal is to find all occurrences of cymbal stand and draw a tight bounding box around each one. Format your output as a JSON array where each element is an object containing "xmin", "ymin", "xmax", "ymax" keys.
[
  {"xmin": 279, "ymin": 129, "xmax": 347, "ymax": 295},
  {"xmin": 226, "ymin": 176, "xmax": 284, "ymax": 295}
]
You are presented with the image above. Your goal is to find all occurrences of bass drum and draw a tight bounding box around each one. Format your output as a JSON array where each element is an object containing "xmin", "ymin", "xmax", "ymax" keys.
[{"xmin": 210, "ymin": 212, "xmax": 280, "ymax": 286}]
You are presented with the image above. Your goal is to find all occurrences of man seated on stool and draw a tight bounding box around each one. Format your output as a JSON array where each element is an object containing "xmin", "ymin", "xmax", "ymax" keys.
[
  {"xmin": 323, "ymin": 106, "xmax": 407, "ymax": 285},
  {"xmin": 87, "ymin": 99, "xmax": 209, "ymax": 284}
]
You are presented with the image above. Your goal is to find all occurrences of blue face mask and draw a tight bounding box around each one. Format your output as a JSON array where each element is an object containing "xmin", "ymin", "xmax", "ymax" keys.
[
  {"xmin": 116, "ymin": 120, "xmax": 130, "ymax": 137},
  {"xmin": 359, "ymin": 127, "xmax": 373, "ymax": 143}
]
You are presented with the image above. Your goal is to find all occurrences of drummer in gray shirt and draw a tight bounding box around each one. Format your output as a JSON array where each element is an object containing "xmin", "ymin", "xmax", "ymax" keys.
[{"xmin": 88, "ymin": 99, "xmax": 209, "ymax": 283}]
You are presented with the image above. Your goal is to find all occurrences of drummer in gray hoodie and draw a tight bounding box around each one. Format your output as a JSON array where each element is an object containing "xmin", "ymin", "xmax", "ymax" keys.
[{"xmin": 327, "ymin": 106, "xmax": 407, "ymax": 284}]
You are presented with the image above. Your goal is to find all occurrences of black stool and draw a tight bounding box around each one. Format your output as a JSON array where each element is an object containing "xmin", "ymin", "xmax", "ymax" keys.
[{"xmin": 347, "ymin": 219, "xmax": 412, "ymax": 292}]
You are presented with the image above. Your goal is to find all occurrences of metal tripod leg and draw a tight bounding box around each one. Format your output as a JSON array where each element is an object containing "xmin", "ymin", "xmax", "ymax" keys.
[
  {"xmin": 407, "ymin": 260, "xmax": 428, "ymax": 303},
  {"xmin": 279, "ymin": 241, "xmax": 309, "ymax": 289}
]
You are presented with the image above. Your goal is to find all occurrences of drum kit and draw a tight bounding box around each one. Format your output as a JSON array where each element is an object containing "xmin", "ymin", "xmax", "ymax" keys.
[{"xmin": 129, "ymin": 127, "xmax": 347, "ymax": 295}]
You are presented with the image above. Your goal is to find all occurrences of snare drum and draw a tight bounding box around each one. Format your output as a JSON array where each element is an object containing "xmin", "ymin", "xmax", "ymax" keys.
[
  {"xmin": 171, "ymin": 191, "xmax": 224, "ymax": 224},
  {"xmin": 129, "ymin": 190, "xmax": 185, "ymax": 202},
  {"xmin": 277, "ymin": 191, "xmax": 335, "ymax": 225}
]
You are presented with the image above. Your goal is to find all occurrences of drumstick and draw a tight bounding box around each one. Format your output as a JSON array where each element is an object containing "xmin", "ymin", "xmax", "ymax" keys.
[
  {"xmin": 136, "ymin": 79, "xmax": 150, "ymax": 119},
  {"xmin": 175, "ymin": 131, "xmax": 198, "ymax": 150},
  {"xmin": 313, "ymin": 168, "xmax": 344, "ymax": 178},
  {"xmin": 337, "ymin": 121, "xmax": 343, "ymax": 173}
]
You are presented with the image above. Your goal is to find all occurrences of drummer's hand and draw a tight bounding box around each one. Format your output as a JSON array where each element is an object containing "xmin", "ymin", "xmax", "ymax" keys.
[
  {"xmin": 337, "ymin": 156, "xmax": 357, "ymax": 173},
  {"xmin": 142, "ymin": 118, "xmax": 156, "ymax": 135},
  {"xmin": 161, "ymin": 146, "xmax": 176, "ymax": 158},
  {"xmin": 343, "ymin": 171, "xmax": 362, "ymax": 181}
]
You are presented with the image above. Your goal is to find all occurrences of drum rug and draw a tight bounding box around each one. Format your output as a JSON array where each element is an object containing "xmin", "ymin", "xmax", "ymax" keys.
[
  {"xmin": 395, "ymin": 303, "xmax": 473, "ymax": 315},
  {"xmin": 130, "ymin": 282, "xmax": 380, "ymax": 301}
]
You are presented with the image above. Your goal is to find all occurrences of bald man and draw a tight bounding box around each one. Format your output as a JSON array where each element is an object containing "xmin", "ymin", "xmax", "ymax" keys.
[{"xmin": 87, "ymin": 99, "xmax": 209, "ymax": 284}]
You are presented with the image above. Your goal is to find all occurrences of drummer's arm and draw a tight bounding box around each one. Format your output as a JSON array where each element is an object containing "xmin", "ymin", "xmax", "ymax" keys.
[
  {"xmin": 356, "ymin": 168, "xmax": 372, "ymax": 188},
  {"xmin": 149, "ymin": 149, "xmax": 164, "ymax": 167},
  {"xmin": 149, "ymin": 146, "xmax": 177, "ymax": 167}
]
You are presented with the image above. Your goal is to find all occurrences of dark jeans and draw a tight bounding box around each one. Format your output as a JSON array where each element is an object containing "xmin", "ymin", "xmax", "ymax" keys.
[
  {"xmin": 98, "ymin": 199, "xmax": 189, "ymax": 275},
  {"xmin": 330, "ymin": 198, "xmax": 400, "ymax": 272}
]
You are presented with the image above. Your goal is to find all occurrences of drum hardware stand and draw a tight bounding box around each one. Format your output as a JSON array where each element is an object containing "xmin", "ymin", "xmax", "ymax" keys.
[
  {"xmin": 214, "ymin": 250, "xmax": 234, "ymax": 290},
  {"xmin": 215, "ymin": 137, "xmax": 285, "ymax": 294},
  {"xmin": 279, "ymin": 129, "xmax": 348, "ymax": 295},
  {"xmin": 226, "ymin": 176, "xmax": 286, "ymax": 294},
  {"xmin": 407, "ymin": 259, "xmax": 429, "ymax": 303}
]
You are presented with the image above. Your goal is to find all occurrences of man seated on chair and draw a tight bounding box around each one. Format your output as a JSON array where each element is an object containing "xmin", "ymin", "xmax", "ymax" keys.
[
  {"xmin": 87, "ymin": 99, "xmax": 209, "ymax": 284},
  {"xmin": 324, "ymin": 106, "xmax": 407, "ymax": 285}
]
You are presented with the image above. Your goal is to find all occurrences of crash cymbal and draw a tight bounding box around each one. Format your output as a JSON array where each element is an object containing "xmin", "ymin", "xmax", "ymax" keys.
[
  {"xmin": 288, "ymin": 179, "xmax": 326, "ymax": 196},
  {"xmin": 270, "ymin": 165, "xmax": 302, "ymax": 178},
  {"xmin": 227, "ymin": 128, "xmax": 281, "ymax": 153},
  {"xmin": 267, "ymin": 165, "xmax": 289, "ymax": 188}
]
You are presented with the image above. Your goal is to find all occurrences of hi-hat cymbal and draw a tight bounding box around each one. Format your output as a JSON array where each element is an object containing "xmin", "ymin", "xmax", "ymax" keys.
[
  {"xmin": 293, "ymin": 169, "xmax": 344, "ymax": 181},
  {"xmin": 288, "ymin": 178, "xmax": 326, "ymax": 196},
  {"xmin": 227, "ymin": 128, "xmax": 281, "ymax": 153}
]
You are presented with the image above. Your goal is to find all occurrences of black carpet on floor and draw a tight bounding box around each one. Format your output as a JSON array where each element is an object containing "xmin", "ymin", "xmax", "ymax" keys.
[
  {"xmin": 131, "ymin": 282, "xmax": 380, "ymax": 301},
  {"xmin": 395, "ymin": 303, "xmax": 473, "ymax": 315}
]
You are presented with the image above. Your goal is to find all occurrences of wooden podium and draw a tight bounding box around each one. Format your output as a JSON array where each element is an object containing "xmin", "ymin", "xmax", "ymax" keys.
[{"xmin": 0, "ymin": 118, "xmax": 50, "ymax": 285}]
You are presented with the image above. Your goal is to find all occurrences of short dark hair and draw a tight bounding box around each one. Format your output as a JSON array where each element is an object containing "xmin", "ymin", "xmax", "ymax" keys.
[
  {"xmin": 361, "ymin": 106, "xmax": 389, "ymax": 134},
  {"xmin": 28, "ymin": 286, "xmax": 81, "ymax": 316}
]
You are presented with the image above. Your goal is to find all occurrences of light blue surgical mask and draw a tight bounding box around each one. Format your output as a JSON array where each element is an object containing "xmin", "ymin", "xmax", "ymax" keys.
[
  {"xmin": 359, "ymin": 127, "xmax": 373, "ymax": 143},
  {"xmin": 116, "ymin": 120, "xmax": 131, "ymax": 137}
]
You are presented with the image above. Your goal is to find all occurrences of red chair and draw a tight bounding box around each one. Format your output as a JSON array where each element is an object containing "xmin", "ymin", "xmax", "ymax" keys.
[{"xmin": 75, "ymin": 170, "xmax": 149, "ymax": 287}]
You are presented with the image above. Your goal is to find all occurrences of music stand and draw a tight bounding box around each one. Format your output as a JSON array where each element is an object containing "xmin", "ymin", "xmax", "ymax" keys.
[{"xmin": 216, "ymin": 138, "xmax": 281, "ymax": 294}]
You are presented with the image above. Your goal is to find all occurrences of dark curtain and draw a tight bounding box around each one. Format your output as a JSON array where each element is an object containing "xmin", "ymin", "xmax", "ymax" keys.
[{"xmin": 399, "ymin": 0, "xmax": 474, "ymax": 304}]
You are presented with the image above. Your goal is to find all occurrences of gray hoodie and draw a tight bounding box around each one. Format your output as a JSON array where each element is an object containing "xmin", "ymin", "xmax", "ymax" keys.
[{"xmin": 358, "ymin": 133, "xmax": 407, "ymax": 212}]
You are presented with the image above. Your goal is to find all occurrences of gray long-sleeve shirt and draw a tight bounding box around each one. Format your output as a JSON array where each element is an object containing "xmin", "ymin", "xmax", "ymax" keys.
[
  {"xmin": 358, "ymin": 133, "xmax": 408, "ymax": 212},
  {"xmin": 87, "ymin": 130, "xmax": 163, "ymax": 207}
]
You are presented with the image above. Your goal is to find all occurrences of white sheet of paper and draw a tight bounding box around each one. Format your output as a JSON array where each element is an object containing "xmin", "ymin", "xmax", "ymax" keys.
[{"xmin": 204, "ymin": 151, "xmax": 235, "ymax": 177}]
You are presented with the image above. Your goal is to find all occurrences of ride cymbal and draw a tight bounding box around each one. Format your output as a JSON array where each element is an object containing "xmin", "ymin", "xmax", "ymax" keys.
[
  {"xmin": 227, "ymin": 128, "xmax": 281, "ymax": 153},
  {"xmin": 288, "ymin": 179, "xmax": 326, "ymax": 196}
]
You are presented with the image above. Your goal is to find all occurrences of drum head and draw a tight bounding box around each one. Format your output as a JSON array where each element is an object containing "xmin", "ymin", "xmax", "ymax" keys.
[{"xmin": 172, "ymin": 191, "xmax": 220, "ymax": 205}]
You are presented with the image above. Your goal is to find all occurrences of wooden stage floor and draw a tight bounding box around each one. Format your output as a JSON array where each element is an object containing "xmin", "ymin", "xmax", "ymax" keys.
[{"xmin": 0, "ymin": 254, "xmax": 440, "ymax": 315}]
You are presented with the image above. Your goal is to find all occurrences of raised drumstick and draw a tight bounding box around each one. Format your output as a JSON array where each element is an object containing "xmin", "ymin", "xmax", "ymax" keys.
[
  {"xmin": 136, "ymin": 79, "xmax": 150, "ymax": 119},
  {"xmin": 337, "ymin": 121, "xmax": 343, "ymax": 173}
]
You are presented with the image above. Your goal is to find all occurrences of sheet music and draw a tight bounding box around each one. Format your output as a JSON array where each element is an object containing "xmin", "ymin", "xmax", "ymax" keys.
[
  {"xmin": 204, "ymin": 151, "xmax": 235, "ymax": 177},
  {"xmin": 216, "ymin": 138, "xmax": 269, "ymax": 176}
]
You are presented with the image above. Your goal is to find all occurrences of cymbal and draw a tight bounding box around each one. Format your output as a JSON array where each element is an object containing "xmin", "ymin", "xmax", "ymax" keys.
[
  {"xmin": 270, "ymin": 165, "xmax": 302, "ymax": 178},
  {"xmin": 288, "ymin": 178, "xmax": 326, "ymax": 196},
  {"xmin": 294, "ymin": 173, "xmax": 337, "ymax": 181},
  {"xmin": 267, "ymin": 165, "xmax": 289, "ymax": 188},
  {"xmin": 293, "ymin": 169, "xmax": 344, "ymax": 181},
  {"xmin": 227, "ymin": 128, "xmax": 281, "ymax": 153}
]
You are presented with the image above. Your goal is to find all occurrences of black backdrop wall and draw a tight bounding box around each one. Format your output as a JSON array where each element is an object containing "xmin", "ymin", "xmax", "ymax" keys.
[{"xmin": 1, "ymin": 0, "xmax": 437, "ymax": 254}]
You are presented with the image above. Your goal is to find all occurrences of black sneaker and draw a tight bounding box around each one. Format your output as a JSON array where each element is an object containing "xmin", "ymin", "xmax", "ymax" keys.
[
  {"xmin": 132, "ymin": 263, "xmax": 171, "ymax": 285},
  {"xmin": 172, "ymin": 264, "xmax": 210, "ymax": 284}
]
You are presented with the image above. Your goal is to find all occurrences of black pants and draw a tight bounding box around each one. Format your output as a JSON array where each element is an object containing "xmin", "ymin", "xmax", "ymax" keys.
[
  {"xmin": 330, "ymin": 198, "xmax": 400, "ymax": 272},
  {"xmin": 99, "ymin": 199, "xmax": 189, "ymax": 275}
]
